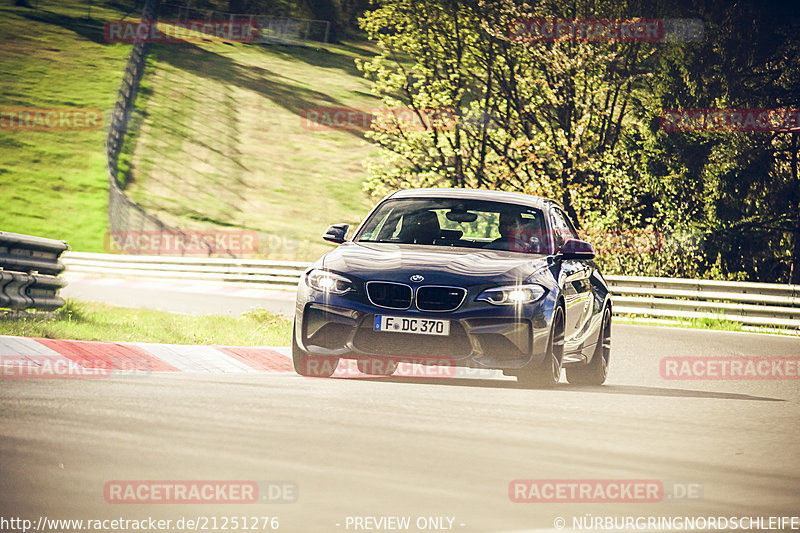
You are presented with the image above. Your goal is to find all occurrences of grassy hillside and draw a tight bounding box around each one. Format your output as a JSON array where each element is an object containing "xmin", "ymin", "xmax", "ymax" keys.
[
  {"xmin": 0, "ymin": 0, "xmax": 134, "ymax": 251},
  {"xmin": 2, "ymin": 0, "xmax": 379, "ymax": 259},
  {"xmin": 124, "ymin": 39, "xmax": 379, "ymax": 259}
]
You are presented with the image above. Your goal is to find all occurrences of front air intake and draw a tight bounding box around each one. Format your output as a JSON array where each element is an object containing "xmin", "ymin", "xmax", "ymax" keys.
[
  {"xmin": 366, "ymin": 282, "xmax": 413, "ymax": 309},
  {"xmin": 415, "ymin": 286, "xmax": 466, "ymax": 312}
]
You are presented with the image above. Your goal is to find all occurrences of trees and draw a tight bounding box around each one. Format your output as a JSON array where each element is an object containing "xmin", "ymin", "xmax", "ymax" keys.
[
  {"xmin": 358, "ymin": 1, "xmax": 652, "ymax": 222},
  {"xmin": 641, "ymin": 0, "xmax": 800, "ymax": 282},
  {"xmin": 358, "ymin": 0, "xmax": 800, "ymax": 282}
]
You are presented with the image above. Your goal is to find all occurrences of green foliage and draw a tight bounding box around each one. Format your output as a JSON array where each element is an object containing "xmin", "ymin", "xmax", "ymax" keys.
[
  {"xmin": 358, "ymin": 0, "xmax": 800, "ymax": 282},
  {"xmin": 357, "ymin": 1, "xmax": 656, "ymax": 220}
]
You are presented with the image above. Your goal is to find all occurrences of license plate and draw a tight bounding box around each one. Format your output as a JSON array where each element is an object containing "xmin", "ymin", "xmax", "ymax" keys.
[{"xmin": 374, "ymin": 315, "xmax": 450, "ymax": 336}]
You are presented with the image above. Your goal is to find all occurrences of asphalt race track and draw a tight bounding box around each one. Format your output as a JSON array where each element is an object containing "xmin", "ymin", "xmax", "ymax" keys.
[{"xmin": 2, "ymin": 321, "xmax": 799, "ymax": 533}]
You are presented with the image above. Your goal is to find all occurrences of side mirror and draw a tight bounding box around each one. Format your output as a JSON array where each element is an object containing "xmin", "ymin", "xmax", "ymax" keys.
[
  {"xmin": 559, "ymin": 238, "xmax": 595, "ymax": 260},
  {"xmin": 322, "ymin": 223, "xmax": 349, "ymax": 244}
]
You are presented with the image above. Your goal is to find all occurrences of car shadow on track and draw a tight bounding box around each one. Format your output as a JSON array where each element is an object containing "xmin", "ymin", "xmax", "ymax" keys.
[
  {"xmin": 337, "ymin": 376, "xmax": 784, "ymax": 402},
  {"xmin": 566, "ymin": 384, "xmax": 784, "ymax": 402}
]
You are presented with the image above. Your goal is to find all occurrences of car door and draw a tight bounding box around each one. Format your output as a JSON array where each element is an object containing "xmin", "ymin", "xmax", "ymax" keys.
[{"xmin": 550, "ymin": 207, "xmax": 593, "ymax": 356}]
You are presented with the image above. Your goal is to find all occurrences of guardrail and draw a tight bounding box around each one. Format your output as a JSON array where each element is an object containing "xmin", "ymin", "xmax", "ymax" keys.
[
  {"xmin": 63, "ymin": 252, "xmax": 307, "ymax": 290},
  {"xmin": 0, "ymin": 232, "xmax": 70, "ymax": 312},
  {"xmin": 61, "ymin": 252, "xmax": 800, "ymax": 330},
  {"xmin": 606, "ymin": 275, "xmax": 800, "ymax": 328}
]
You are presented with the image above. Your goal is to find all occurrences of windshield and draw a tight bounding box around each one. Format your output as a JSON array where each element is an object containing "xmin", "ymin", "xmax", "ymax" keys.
[{"xmin": 356, "ymin": 198, "xmax": 548, "ymax": 253}]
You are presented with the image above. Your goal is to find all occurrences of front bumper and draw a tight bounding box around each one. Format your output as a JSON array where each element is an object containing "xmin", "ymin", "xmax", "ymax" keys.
[{"xmin": 294, "ymin": 286, "xmax": 557, "ymax": 370}]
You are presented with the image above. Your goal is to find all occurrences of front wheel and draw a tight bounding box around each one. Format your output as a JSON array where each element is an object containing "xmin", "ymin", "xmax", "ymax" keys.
[
  {"xmin": 292, "ymin": 326, "xmax": 339, "ymax": 377},
  {"xmin": 517, "ymin": 305, "xmax": 564, "ymax": 388},
  {"xmin": 566, "ymin": 307, "xmax": 610, "ymax": 386}
]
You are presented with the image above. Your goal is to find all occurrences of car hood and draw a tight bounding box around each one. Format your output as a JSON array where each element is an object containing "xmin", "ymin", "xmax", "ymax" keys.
[{"xmin": 321, "ymin": 242, "xmax": 551, "ymax": 286}]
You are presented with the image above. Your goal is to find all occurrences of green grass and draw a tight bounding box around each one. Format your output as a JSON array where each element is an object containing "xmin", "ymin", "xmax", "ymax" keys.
[
  {"xmin": 123, "ymin": 39, "xmax": 379, "ymax": 260},
  {"xmin": 1, "ymin": 0, "xmax": 379, "ymax": 259},
  {"xmin": 0, "ymin": 0, "xmax": 137, "ymax": 251},
  {"xmin": 687, "ymin": 316, "xmax": 746, "ymax": 331},
  {"xmin": 616, "ymin": 314, "xmax": 746, "ymax": 332},
  {"xmin": 4, "ymin": 302, "xmax": 792, "ymax": 346},
  {"xmin": 0, "ymin": 299, "xmax": 292, "ymax": 345},
  {"xmin": 617, "ymin": 315, "xmax": 798, "ymax": 335}
]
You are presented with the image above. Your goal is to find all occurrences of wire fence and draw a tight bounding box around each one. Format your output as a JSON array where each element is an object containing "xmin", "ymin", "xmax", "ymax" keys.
[
  {"xmin": 159, "ymin": 2, "xmax": 330, "ymax": 44},
  {"xmin": 105, "ymin": 1, "xmax": 330, "ymax": 257},
  {"xmin": 255, "ymin": 17, "xmax": 330, "ymax": 45},
  {"xmin": 105, "ymin": 0, "xmax": 179, "ymax": 254},
  {"xmin": 104, "ymin": 0, "xmax": 246, "ymax": 257}
]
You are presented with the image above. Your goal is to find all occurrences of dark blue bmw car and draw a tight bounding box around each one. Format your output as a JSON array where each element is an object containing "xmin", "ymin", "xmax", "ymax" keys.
[{"xmin": 293, "ymin": 188, "xmax": 611, "ymax": 387}]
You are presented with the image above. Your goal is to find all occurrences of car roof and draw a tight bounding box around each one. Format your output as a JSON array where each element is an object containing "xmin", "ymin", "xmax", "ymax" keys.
[{"xmin": 387, "ymin": 188, "xmax": 559, "ymax": 210}]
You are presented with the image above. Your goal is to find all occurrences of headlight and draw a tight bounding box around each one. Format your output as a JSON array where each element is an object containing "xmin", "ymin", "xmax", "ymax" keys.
[
  {"xmin": 306, "ymin": 269, "xmax": 354, "ymax": 294},
  {"xmin": 476, "ymin": 284, "xmax": 546, "ymax": 305}
]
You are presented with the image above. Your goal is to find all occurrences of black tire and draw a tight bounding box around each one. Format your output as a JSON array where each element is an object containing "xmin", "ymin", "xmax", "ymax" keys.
[
  {"xmin": 357, "ymin": 359, "xmax": 397, "ymax": 376},
  {"xmin": 566, "ymin": 306, "xmax": 610, "ymax": 386},
  {"xmin": 292, "ymin": 325, "xmax": 339, "ymax": 377},
  {"xmin": 517, "ymin": 305, "xmax": 564, "ymax": 388}
]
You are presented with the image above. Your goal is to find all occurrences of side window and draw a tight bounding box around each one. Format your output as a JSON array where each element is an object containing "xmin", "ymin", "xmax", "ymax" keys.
[{"xmin": 551, "ymin": 208, "xmax": 577, "ymax": 250}]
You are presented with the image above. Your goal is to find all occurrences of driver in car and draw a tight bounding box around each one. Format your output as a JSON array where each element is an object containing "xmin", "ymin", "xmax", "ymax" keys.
[{"xmin": 485, "ymin": 211, "xmax": 539, "ymax": 252}]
